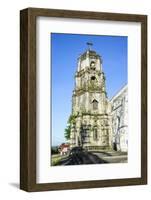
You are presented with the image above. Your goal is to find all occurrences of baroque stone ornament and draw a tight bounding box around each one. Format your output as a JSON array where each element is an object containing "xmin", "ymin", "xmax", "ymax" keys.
[{"xmin": 70, "ymin": 45, "xmax": 112, "ymax": 150}]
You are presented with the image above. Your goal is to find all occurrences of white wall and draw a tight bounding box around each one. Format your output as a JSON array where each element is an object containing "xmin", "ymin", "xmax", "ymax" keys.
[{"xmin": 0, "ymin": 0, "xmax": 150, "ymax": 199}]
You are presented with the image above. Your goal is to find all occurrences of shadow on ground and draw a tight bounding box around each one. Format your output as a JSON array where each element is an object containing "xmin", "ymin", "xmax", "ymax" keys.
[
  {"xmin": 9, "ymin": 183, "xmax": 19, "ymax": 189},
  {"xmin": 56, "ymin": 151, "xmax": 108, "ymax": 166}
]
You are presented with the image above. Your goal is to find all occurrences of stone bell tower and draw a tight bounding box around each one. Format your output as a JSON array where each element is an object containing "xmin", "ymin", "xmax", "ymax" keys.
[{"xmin": 70, "ymin": 43, "xmax": 112, "ymax": 150}]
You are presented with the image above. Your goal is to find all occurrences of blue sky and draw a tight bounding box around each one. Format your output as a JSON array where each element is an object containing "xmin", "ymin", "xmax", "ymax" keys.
[{"xmin": 51, "ymin": 33, "xmax": 127, "ymax": 146}]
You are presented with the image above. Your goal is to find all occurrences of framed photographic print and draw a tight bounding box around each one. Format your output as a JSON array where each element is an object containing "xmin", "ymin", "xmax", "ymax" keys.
[{"xmin": 20, "ymin": 8, "xmax": 147, "ymax": 191}]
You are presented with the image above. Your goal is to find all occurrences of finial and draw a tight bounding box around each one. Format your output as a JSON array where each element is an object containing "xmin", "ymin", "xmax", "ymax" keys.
[{"xmin": 86, "ymin": 42, "xmax": 93, "ymax": 50}]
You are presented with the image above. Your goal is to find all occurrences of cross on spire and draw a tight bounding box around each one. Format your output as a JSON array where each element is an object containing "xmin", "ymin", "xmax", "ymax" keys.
[{"xmin": 86, "ymin": 42, "xmax": 93, "ymax": 50}]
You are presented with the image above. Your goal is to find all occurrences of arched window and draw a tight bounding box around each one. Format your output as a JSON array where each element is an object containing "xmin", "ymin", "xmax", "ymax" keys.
[
  {"xmin": 91, "ymin": 76, "xmax": 96, "ymax": 81},
  {"xmin": 92, "ymin": 99, "xmax": 98, "ymax": 110},
  {"xmin": 93, "ymin": 128, "xmax": 98, "ymax": 141},
  {"xmin": 81, "ymin": 125, "xmax": 89, "ymax": 144},
  {"xmin": 90, "ymin": 61, "xmax": 96, "ymax": 70}
]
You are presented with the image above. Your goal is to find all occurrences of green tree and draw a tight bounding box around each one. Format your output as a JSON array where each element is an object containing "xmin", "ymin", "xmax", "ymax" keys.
[
  {"xmin": 64, "ymin": 114, "xmax": 77, "ymax": 140},
  {"xmin": 51, "ymin": 146, "xmax": 59, "ymax": 155},
  {"xmin": 64, "ymin": 125, "xmax": 71, "ymax": 140},
  {"xmin": 68, "ymin": 114, "xmax": 76, "ymax": 124}
]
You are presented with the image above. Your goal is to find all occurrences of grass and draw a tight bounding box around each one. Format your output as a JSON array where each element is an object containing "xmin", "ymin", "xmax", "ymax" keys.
[{"xmin": 51, "ymin": 154, "xmax": 68, "ymax": 166}]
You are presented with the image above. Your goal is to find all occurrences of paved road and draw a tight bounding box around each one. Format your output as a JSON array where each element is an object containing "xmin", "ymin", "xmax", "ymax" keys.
[
  {"xmin": 93, "ymin": 152, "xmax": 127, "ymax": 163},
  {"xmin": 56, "ymin": 151, "xmax": 127, "ymax": 166},
  {"xmin": 57, "ymin": 151, "xmax": 108, "ymax": 166}
]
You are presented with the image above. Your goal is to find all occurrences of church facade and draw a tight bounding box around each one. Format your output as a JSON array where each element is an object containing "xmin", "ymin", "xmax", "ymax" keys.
[
  {"xmin": 110, "ymin": 85, "xmax": 128, "ymax": 152},
  {"xmin": 69, "ymin": 47, "xmax": 128, "ymax": 152}
]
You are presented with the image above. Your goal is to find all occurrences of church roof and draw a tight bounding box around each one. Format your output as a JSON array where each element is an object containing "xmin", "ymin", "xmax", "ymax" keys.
[{"xmin": 79, "ymin": 49, "xmax": 100, "ymax": 61}]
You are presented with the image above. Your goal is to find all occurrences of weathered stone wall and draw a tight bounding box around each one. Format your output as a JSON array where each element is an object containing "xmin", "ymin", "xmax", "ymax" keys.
[
  {"xmin": 110, "ymin": 86, "xmax": 128, "ymax": 152},
  {"xmin": 70, "ymin": 49, "xmax": 111, "ymax": 150},
  {"xmin": 70, "ymin": 49, "xmax": 128, "ymax": 152}
]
